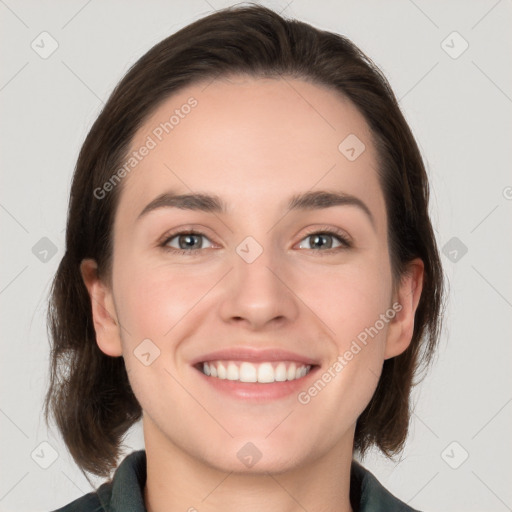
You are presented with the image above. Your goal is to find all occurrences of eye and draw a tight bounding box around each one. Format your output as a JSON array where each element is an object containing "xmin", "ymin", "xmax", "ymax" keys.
[
  {"xmin": 161, "ymin": 230, "xmax": 213, "ymax": 254},
  {"xmin": 159, "ymin": 227, "xmax": 352, "ymax": 256},
  {"xmin": 296, "ymin": 229, "xmax": 351, "ymax": 252}
]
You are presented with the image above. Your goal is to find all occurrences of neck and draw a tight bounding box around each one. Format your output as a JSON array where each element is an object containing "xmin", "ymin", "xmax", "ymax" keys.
[{"xmin": 142, "ymin": 416, "xmax": 354, "ymax": 512}]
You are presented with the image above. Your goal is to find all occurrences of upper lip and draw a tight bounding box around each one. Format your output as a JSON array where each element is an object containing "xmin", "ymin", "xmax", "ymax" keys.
[{"xmin": 190, "ymin": 347, "xmax": 320, "ymax": 366}]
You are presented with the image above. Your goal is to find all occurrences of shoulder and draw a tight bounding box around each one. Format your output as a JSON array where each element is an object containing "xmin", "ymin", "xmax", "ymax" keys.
[
  {"xmin": 50, "ymin": 450, "xmax": 147, "ymax": 512},
  {"xmin": 351, "ymin": 460, "xmax": 421, "ymax": 512}
]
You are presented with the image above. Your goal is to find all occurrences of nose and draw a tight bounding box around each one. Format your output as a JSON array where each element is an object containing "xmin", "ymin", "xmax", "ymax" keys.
[{"xmin": 218, "ymin": 241, "xmax": 299, "ymax": 330}]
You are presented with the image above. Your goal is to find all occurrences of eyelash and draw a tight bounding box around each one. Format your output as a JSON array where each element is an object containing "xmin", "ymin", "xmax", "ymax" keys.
[{"xmin": 159, "ymin": 226, "xmax": 352, "ymax": 256}]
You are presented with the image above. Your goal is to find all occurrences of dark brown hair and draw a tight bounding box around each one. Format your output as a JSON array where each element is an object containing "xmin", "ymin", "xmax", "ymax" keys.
[{"xmin": 44, "ymin": 3, "xmax": 444, "ymax": 479}]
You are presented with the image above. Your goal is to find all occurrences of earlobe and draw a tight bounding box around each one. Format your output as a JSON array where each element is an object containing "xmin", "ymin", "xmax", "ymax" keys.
[
  {"xmin": 80, "ymin": 258, "xmax": 123, "ymax": 357},
  {"xmin": 384, "ymin": 258, "xmax": 424, "ymax": 360}
]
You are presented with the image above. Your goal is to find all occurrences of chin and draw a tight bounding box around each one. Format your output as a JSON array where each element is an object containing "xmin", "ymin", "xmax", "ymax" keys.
[{"xmin": 199, "ymin": 437, "xmax": 309, "ymax": 475}]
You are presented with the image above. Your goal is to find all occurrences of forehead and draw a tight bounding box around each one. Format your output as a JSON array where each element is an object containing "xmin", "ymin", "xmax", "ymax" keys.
[{"xmin": 115, "ymin": 75, "xmax": 385, "ymax": 231}]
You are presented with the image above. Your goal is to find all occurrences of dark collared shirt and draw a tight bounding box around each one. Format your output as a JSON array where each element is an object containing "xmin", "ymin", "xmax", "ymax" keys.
[{"xmin": 51, "ymin": 450, "xmax": 419, "ymax": 512}]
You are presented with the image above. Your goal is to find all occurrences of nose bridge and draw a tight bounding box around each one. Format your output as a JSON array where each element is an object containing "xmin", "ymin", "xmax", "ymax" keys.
[
  {"xmin": 218, "ymin": 233, "xmax": 299, "ymax": 328},
  {"xmin": 235, "ymin": 235, "xmax": 279, "ymax": 286},
  {"xmin": 234, "ymin": 233, "xmax": 284, "ymax": 297}
]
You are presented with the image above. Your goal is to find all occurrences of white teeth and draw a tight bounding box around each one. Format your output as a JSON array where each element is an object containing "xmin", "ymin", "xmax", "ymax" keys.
[
  {"xmin": 275, "ymin": 362, "xmax": 287, "ymax": 381},
  {"xmin": 239, "ymin": 361, "xmax": 257, "ymax": 382},
  {"xmin": 200, "ymin": 360, "xmax": 312, "ymax": 383},
  {"xmin": 287, "ymin": 362, "xmax": 297, "ymax": 380},
  {"xmin": 257, "ymin": 362, "xmax": 274, "ymax": 383},
  {"xmin": 227, "ymin": 362, "xmax": 238, "ymax": 380}
]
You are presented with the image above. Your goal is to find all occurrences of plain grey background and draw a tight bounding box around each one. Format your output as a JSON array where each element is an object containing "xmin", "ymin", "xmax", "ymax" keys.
[{"xmin": 1, "ymin": 1, "xmax": 511, "ymax": 511}]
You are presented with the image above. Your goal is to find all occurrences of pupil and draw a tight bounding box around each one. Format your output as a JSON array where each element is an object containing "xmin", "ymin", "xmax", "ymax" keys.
[
  {"xmin": 180, "ymin": 234, "xmax": 200, "ymax": 249},
  {"xmin": 311, "ymin": 234, "xmax": 331, "ymax": 249}
]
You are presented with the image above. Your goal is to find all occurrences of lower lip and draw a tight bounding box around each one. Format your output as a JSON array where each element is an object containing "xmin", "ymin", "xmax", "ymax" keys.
[{"xmin": 194, "ymin": 365, "xmax": 320, "ymax": 402}]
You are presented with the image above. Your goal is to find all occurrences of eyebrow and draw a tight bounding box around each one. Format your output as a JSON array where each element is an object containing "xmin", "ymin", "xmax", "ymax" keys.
[{"xmin": 136, "ymin": 189, "xmax": 375, "ymax": 229}]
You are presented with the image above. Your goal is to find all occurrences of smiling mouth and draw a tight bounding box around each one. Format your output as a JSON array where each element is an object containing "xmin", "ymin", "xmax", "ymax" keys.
[{"xmin": 194, "ymin": 360, "xmax": 317, "ymax": 383}]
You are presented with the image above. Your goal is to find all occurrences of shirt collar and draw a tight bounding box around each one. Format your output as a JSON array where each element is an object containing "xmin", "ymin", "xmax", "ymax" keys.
[{"xmin": 101, "ymin": 450, "xmax": 419, "ymax": 512}]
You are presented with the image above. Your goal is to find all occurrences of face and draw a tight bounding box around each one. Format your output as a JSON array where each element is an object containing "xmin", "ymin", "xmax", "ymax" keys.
[{"xmin": 82, "ymin": 75, "xmax": 422, "ymax": 474}]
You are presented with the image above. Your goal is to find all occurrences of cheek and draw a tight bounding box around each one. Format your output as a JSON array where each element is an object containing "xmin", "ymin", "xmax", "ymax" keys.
[
  {"xmin": 296, "ymin": 265, "xmax": 393, "ymax": 411},
  {"xmin": 113, "ymin": 262, "xmax": 208, "ymax": 411},
  {"xmin": 299, "ymin": 256, "xmax": 393, "ymax": 342},
  {"xmin": 114, "ymin": 260, "xmax": 214, "ymax": 341},
  {"xmin": 297, "ymin": 257, "xmax": 392, "ymax": 403}
]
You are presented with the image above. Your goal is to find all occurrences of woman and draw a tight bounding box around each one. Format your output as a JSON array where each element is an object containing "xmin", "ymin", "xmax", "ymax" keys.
[{"xmin": 45, "ymin": 4, "xmax": 444, "ymax": 511}]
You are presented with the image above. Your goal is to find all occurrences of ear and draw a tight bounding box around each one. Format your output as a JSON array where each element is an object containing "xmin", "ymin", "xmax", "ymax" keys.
[
  {"xmin": 80, "ymin": 258, "xmax": 123, "ymax": 357},
  {"xmin": 384, "ymin": 258, "xmax": 424, "ymax": 360}
]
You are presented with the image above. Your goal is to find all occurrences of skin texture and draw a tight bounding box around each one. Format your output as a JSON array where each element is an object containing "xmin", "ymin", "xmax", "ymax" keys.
[{"xmin": 81, "ymin": 76, "xmax": 424, "ymax": 512}]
